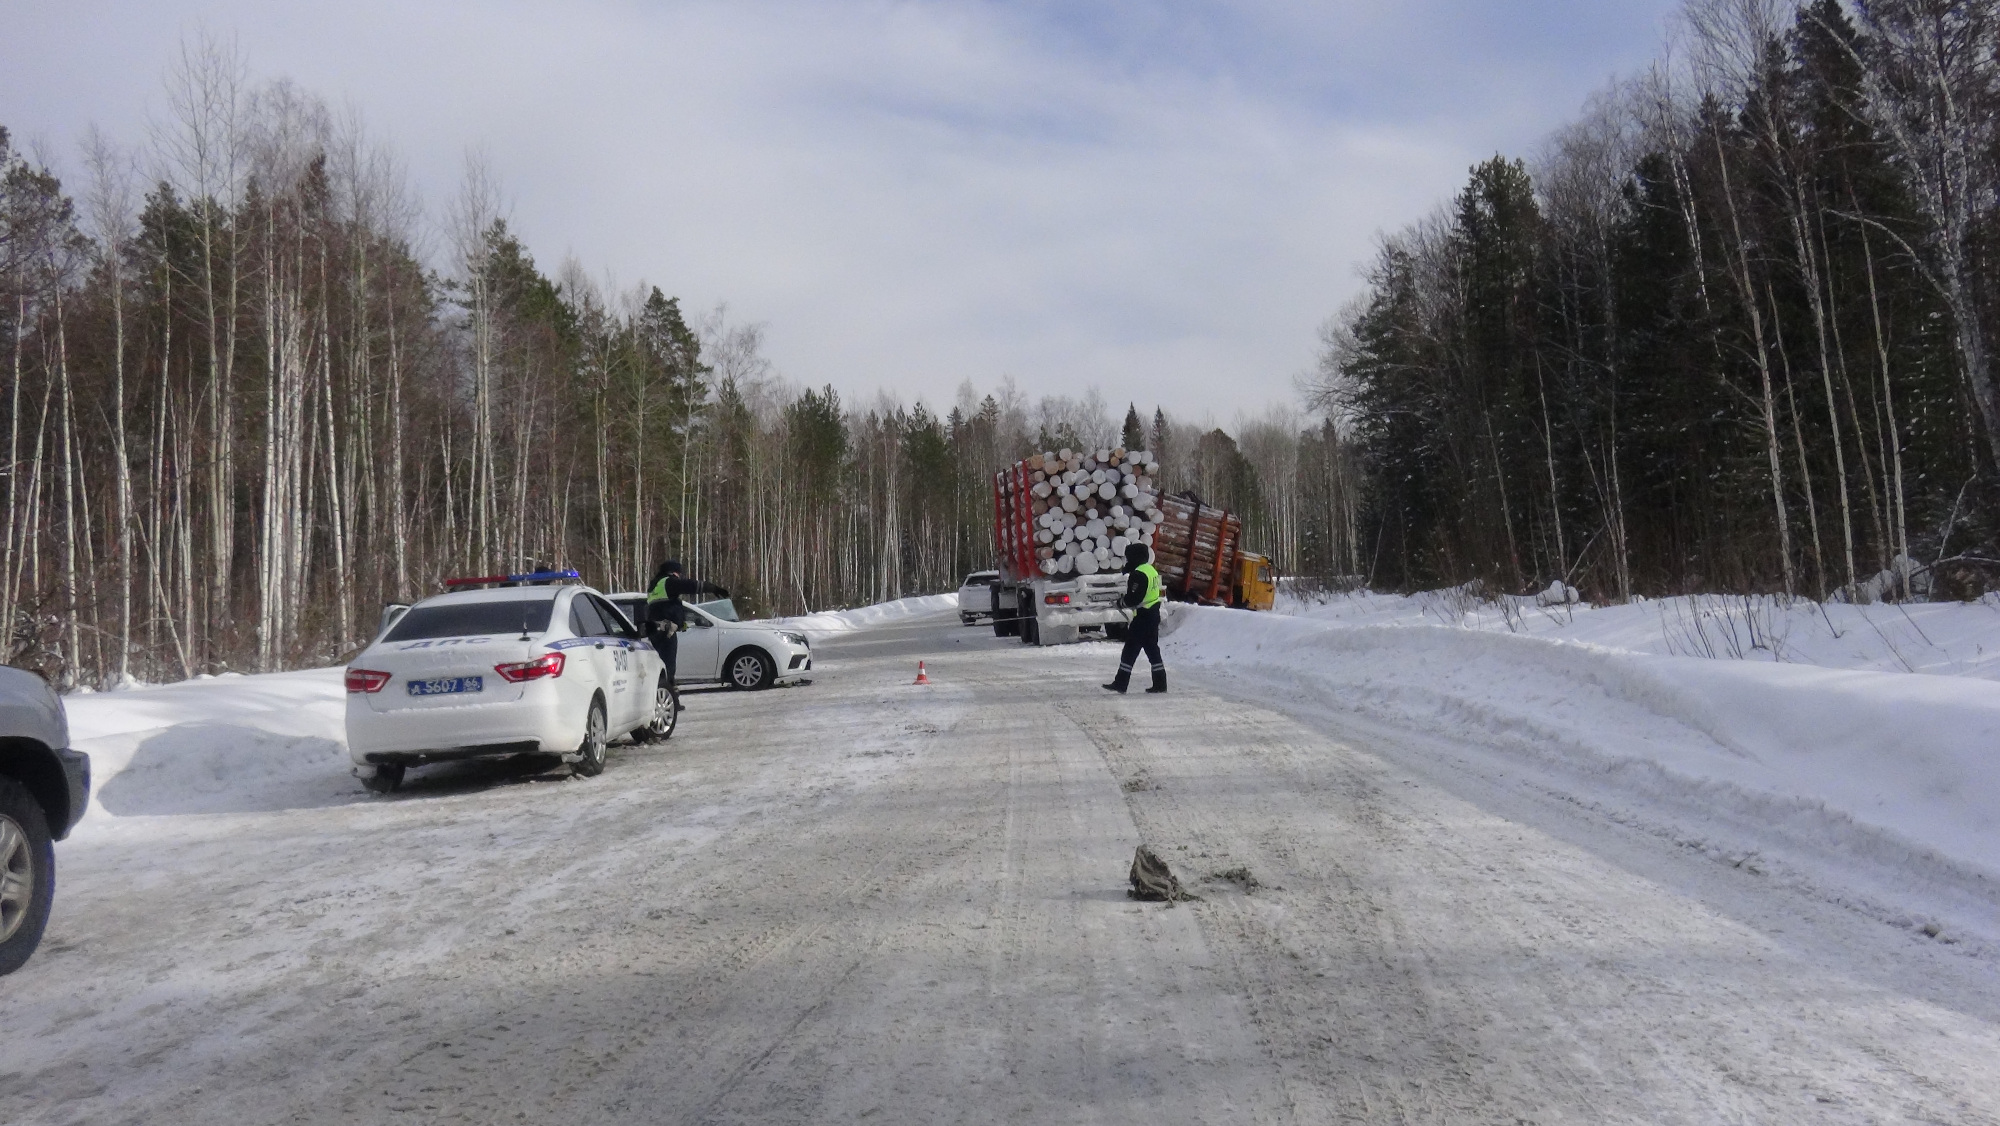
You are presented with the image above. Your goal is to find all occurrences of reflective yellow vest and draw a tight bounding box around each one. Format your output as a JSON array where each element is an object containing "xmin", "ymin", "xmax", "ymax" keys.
[{"xmin": 1136, "ymin": 562, "xmax": 1164, "ymax": 609}]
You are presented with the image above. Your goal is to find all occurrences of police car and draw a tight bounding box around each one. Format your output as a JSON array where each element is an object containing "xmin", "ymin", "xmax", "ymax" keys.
[
  {"xmin": 607, "ymin": 594, "xmax": 813, "ymax": 690},
  {"xmin": 345, "ymin": 571, "xmax": 675, "ymax": 793}
]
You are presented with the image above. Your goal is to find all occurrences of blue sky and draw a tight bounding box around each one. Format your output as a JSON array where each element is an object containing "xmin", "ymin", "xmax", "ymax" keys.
[{"xmin": 3, "ymin": 0, "xmax": 1682, "ymax": 421}]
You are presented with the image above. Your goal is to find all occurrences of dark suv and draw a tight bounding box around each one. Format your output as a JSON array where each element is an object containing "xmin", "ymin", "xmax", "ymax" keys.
[{"xmin": 0, "ymin": 666, "xmax": 89, "ymax": 975}]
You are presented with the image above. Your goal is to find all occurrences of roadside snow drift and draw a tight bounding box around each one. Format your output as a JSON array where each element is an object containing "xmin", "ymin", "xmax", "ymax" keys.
[
  {"xmin": 66, "ymin": 668, "xmax": 354, "ymax": 824},
  {"xmin": 1170, "ymin": 604, "xmax": 2000, "ymax": 894},
  {"xmin": 772, "ymin": 594, "xmax": 958, "ymax": 642}
]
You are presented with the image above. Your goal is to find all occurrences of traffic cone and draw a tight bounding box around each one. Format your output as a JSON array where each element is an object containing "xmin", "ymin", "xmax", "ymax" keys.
[{"xmin": 914, "ymin": 661, "xmax": 931, "ymax": 685}]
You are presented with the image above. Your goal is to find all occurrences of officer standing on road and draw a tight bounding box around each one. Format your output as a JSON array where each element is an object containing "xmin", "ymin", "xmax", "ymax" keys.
[
  {"xmin": 1103, "ymin": 542, "xmax": 1167, "ymax": 694},
  {"xmin": 647, "ymin": 559, "xmax": 729, "ymax": 707}
]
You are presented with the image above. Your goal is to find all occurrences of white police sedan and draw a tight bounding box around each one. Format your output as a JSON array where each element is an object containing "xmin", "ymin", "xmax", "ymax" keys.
[
  {"xmin": 346, "ymin": 572, "xmax": 675, "ymax": 793},
  {"xmin": 607, "ymin": 595, "xmax": 813, "ymax": 690}
]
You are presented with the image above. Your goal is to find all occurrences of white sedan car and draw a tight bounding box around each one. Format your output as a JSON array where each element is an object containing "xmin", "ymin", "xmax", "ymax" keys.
[
  {"xmin": 956, "ymin": 570, "xmax": 1001, "ymax": 625},
  {"xmin": 607, "ymin": 595, "xmax": 813, "ymax": 690},
  {"xmin": 345, "ymin": 580, "xmax": 675, "ymax": 793}
]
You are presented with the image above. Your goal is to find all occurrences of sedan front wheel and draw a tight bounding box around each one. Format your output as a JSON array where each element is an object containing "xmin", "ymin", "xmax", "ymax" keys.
[{"xmin": 726, "ymin": 648, "xmax": 776, "ymax": 690}]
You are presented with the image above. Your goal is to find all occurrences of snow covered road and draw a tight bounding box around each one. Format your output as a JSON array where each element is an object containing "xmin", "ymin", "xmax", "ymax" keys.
[{"xmin": 6, "ymin": 604, "xmax": 2000, "ymax": 1123}]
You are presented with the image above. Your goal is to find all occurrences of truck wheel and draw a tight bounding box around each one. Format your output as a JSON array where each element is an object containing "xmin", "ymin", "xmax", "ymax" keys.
[
  {"xmin": 0, "ymin": 777, "xmax": 56, "ymax": 976},
  {"xmin": 574, "ymin": 697, "xmax": 609, "ymax": 777},
  {"xmin": 362, "ymin": 764, "xmax": 405, "ymax": 795},
  {"xmin": 726, "ymin": 648, "xmax": 776, "ymax": 690}
]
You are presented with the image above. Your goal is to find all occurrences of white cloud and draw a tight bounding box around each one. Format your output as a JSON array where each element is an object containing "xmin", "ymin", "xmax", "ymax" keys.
[{"xmin": 1, "ymin": 0, "xmax": 1681, "ymax": 419}]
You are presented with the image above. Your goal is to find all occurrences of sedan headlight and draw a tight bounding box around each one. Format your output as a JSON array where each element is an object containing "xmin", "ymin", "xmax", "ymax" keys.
[{"xmin": 782, "ymin": 631, "xmax": 809, "ymax": 647}]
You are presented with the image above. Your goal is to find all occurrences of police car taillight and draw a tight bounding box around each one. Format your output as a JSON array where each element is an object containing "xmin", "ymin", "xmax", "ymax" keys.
[
  {"xmin": 345, "ymin": 668, "xmax": 392, "ymax": 694},
  {"xmin": 494, "ymin": 652, "xmax": 566, "ymax": 683}
]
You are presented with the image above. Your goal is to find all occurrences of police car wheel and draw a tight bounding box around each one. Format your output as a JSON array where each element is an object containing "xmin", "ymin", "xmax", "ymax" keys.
[
  {"xmin": 574, "ymin": 698, "xmax": 609, "ymax": 777},
  {"xmin": 640, "ymin": 676, "xmax": 677, "ymax": 741},
  {"xmin": 362, "ymin": 764, "xmax": 404, "ymax": 795}
]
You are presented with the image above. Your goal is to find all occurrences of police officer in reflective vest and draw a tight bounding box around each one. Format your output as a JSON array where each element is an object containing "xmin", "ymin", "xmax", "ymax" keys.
[
  {"xmin": 647, "ymin": 559, "xmax": 729, "ymax": 701},
  {"xmin": 1104, "ymin": 542, "xmax": 1167, "ymax": 694}
]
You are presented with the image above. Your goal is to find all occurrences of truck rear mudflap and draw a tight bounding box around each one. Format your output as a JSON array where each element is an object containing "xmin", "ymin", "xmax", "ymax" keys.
[{"xmin": 1015, "ymin": 574, "xmax": 1128, "ymax": 646}]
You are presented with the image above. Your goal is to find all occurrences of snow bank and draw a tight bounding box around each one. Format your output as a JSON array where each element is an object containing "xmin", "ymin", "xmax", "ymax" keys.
[
  {"xmin": 1173, "ymin": 605, "xmax": 2000, "ymax": 893},
  {"xmin": 64, "ymin": 667, "xmax": 356, "ymax": 824},
  {"xmin": 771, "ymin": 594, "xmax": 958, "ymax": 641},
  {"xmin": 1276, "ymin": 587, "xmax": 2000, "ymax": 679}
]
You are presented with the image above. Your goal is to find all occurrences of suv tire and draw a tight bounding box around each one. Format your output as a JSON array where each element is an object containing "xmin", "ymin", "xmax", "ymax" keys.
[{"xmin": 0, "ymin": 776, "xmax": 56, "ymax": 976}]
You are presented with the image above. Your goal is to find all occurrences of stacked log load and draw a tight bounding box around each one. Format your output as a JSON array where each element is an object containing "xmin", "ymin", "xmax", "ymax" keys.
[
  {"xmin": 993, "ymin": 447, "xmax": 1164, "ymax": 579},
  {"xmin": 993, "ymin": 449, "xmax": 1247, "ymax": 601},
  {"xmin": 1148, "ymin": 493, "xmax": 1243, "ymax": 602}
]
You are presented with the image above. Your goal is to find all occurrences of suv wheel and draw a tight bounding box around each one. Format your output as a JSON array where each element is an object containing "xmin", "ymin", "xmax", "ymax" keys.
[
  {"xmin": 726, "ymin": 648, "xmax": 776, "ymax": 690},
  {"xmin": 0, "ymin": 777, "xmax": 56, "ymax": 976}
]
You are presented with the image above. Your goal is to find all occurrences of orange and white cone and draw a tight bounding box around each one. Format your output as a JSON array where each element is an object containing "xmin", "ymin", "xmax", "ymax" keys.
[{"xmin": 914, "ymin": 661, "xmax": 931, "ymax": 685}]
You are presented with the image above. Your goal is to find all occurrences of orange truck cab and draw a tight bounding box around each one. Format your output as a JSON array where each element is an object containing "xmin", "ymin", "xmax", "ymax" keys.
[{"xmin": 1234, "ymin": 552, "xmax": 1277, "ymax": 611}]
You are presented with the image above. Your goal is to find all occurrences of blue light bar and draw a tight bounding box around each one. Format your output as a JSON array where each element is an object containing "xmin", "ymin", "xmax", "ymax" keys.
[{"xmin": 509, "ymin": 568, "xmax": 582, "ymax": 583}]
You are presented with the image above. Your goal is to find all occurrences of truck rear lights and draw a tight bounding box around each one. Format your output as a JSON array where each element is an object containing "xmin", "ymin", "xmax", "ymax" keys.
[
  {"xmin": 494, "ymin": 652, "xmax": 566, "ymax": 683},
  {"xmin": 1044, "ymin": 593, "xmax": 1072, "ymax": 605},
  {"xmin": 345, "ymin": 668, "xmax": 392, "ymax": 694}
]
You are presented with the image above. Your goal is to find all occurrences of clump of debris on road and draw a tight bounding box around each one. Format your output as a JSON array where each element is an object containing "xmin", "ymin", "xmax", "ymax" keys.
[{"xmin": 1128, "ymin": 845, "xmax": 1199, "ymax": 903}]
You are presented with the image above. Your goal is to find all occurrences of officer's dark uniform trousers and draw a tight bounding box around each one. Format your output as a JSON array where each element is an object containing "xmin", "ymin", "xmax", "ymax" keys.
[{"xmin": 1113, "ymin": 603, "xmax": 1166, "ymax": 691}]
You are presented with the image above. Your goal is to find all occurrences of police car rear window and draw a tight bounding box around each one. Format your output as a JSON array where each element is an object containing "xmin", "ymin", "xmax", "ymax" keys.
[{"xmin": 383, "ymin": 598, "xmax": 556, "ymax": 641}]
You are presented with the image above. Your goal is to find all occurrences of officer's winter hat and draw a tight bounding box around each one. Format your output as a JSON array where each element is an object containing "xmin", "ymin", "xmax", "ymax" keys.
[{"xmin": 1125, "ymin": 543, "xmax": 1151, "ymax": 566}]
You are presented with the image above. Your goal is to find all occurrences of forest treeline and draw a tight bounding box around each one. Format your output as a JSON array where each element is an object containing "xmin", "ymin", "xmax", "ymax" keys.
[
  {"xmin": 1314, "ymin": 0, "xmax": 2000, "ymax": 601},
  {"xmin": 0, "ymin": 38, "xmax": 1359, "ymax": 685}
]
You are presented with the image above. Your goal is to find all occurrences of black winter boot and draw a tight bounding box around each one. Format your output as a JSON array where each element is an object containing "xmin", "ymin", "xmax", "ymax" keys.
[
  {"xmin": 1104, "ymin": 667, "xmax": 1131, "ymax": 693},
  {"xmin": 1103, "ymin": 680, "xmax": 1128, "ymax": 694},
  {"xmin": 1145, "ymin": 666, "xmax": 1167, "ymax": 694}
]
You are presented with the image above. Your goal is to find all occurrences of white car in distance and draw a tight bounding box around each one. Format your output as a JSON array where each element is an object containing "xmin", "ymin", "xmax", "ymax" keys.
[
  {"xmin": 346, "ymin": 573, "xmax": 675, "ymax": 793},
  {"xmin": 607, "ymin": 595, "xmax": 812, "ymax": 690},
  {"xmin": 957, "ymin": 570, "xmax": 1000, "ymax": 625}
]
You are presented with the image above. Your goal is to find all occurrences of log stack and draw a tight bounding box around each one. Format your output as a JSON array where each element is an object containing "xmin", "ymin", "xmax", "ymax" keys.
[
  {"xmin": 992, "ymin": 447, "xmax": 1165, "ymax": 580},
  {"xmin": 1147, "ymin": 494, "xmax": 1243, "ymax": 603}
]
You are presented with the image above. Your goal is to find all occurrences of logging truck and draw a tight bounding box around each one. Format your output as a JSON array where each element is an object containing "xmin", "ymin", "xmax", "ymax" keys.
[{"xmin": 987, "ymin": 448, "xmax": 1278, "ymax": 647}]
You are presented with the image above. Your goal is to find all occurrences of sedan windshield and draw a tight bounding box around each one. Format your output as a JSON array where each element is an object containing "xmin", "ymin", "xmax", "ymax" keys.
[
  {"xmin": 694, "ymin": 598, "xmax": 740, "ymax": 622},
  {"xmin": 382, "ymin": 597, "xmax": 556, "ymax": 642}
]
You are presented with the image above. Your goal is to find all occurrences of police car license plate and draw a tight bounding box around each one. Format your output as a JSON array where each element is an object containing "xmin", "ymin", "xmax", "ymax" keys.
[{"xmin": 408, "ymin": 676, "xmax": 483, "ymax": 696}]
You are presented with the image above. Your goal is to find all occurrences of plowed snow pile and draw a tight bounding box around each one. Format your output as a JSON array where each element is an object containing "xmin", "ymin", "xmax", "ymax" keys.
[
  {"xmin": 772, "ymin": 594, "xmax": 958, "ymax": 641},
  {"xmin": 1170, "ymin": 591, "xmax": 2000, "ymax": 945},
  {"xmin": 67, "ymin": 668, "xmax": 353, "ymax": 825}
]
